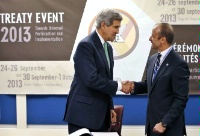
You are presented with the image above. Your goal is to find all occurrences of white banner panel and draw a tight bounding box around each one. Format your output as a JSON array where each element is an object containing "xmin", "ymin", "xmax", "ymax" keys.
[
  {"xmin": 0, "ymin": 61, "xmax": 74, "ymax": 94},
  {"xmin": 71, "ymin": 0, "xmax": 155, "ymax": 94},
  {"xmin": 0, "ymin": 0, "xmax": 198, "ymax": 94}
]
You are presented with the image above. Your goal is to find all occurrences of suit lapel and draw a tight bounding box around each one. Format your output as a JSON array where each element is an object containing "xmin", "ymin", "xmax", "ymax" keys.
[
  {"xmin": 107, "ymin": 43, "xmax": 113, "ymax": 69},
  {"xmin": 149, "ymin": 49, "xmax": 174, "ymax": 94},
  {"xmin": 92, "ymin": 32, "xmax": 111, "ymax": 77},
  {"xmin": 147, "ymin": 55, "xmax": 157, "ymax": 92}
]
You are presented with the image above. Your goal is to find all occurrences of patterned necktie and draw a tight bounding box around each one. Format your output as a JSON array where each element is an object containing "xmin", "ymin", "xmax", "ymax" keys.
[
  {"xmin": 153, "ymin": 53, "xmax": 161, "ymax": 81},
  {"xmin": 103, "ymin": 42, "xmax": 110, "ymax": 69}
]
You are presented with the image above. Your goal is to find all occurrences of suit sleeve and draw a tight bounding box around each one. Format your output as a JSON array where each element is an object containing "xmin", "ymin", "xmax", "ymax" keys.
[
  {"xmin": 74, "ymin": 41, "xmax": 118, "ymax": 96},
  {"xmin": 132, "ymin": 80, "xmax": 148, "ymax": 94},
  {"xmin": 161, "ymin": 61, "xmax": 190, "ymax": 127}
]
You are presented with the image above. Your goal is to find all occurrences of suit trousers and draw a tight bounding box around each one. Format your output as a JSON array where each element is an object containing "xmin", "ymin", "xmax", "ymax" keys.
[{"xmin": 68, "ymin": 113, "xmax": 109, "ymax": 134}]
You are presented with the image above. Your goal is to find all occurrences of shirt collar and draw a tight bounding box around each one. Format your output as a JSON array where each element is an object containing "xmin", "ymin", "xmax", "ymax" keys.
[
  {"xmin": 159, "ymin": 46, "xmax": 172, "ymax": 62},
  {"xmin": 96, "ymin": 30, "xmax": 105, "ymax": 46}
]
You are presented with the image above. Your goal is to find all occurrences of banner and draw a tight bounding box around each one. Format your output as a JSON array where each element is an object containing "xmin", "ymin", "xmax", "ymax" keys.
[
  {"xmin": 72, "ymin": 0, "xmax": 199, "ymax": 94},
  {"xmin": 144, "ymin": 25, "xmax": 199, "ymax": 94},
  {"xmin": 0, "ymin": 0, "xmax": 86, "ymax": 94},
  {"xmin": 0, "ymin": 0, "xmax": 199, "ymax": 94}
]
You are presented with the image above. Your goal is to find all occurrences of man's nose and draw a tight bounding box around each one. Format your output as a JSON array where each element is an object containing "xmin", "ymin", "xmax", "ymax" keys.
[
  {"xmin": 149, "ymin": 36, "xmax": 152, "ymax": 41},
  {"xmin": 116, "ymin": 28, "xmax": 120, "ymax": 34}
]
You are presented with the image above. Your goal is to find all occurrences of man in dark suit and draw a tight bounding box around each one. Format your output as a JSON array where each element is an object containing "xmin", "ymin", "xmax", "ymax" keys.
[
  {"xmin": 63, "ymin": 9, "xmax": 132, "ymax": 134},
  {"xmin": 130, "ymin": 23, "xmax": 190, "ymax": 136}
]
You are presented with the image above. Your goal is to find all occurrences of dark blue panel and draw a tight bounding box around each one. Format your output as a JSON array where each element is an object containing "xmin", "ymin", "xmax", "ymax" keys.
[
  {"xmin": 0, "ymin": 94, "xmax": 199, "ymax": 125},
  {"xmin": 26, "ymin": 95, "xmax": 200, "ymax": 125},
  {"xmin": 113, "ymin": 95, "xmax": 147, "ymax": 125},
  {"xmin": 0, "ymin": 95, "xmax": 16, "ymax": 124},
  {"xmin": 184, "ymin": 95, "xmax": 199, "ymax": 125},
  {"xmin": 27, "ymin": 95, "xmax": 68, "ymax": 125}
]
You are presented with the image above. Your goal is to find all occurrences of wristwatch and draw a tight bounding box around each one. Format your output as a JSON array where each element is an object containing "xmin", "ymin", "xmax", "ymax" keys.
[{"xmin": 161, "ymin": 121, "xmax": 167, "ymax": 128}]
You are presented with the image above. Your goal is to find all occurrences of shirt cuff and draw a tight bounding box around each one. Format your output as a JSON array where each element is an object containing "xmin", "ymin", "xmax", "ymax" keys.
[{"xmin": 117, "ymin": 81, "xmax": 122, "ymax": 91}]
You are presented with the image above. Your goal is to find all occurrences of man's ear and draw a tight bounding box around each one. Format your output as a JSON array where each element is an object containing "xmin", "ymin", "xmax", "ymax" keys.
[
  {"xmin": 101, "ymin": 22, "xmax": 106, "ymax": 29},
  {"xmin": 161, "ymin": 37, "xmax": 166, "ymax": 43}
]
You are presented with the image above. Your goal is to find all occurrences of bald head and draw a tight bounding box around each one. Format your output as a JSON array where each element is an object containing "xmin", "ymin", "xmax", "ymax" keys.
[{"xmin": 154, "ymin": 23, "xmax": 174, "ymax": 45}]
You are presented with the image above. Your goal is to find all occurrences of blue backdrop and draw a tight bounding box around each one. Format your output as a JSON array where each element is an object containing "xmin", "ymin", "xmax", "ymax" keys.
[{"xmin": 0, "ymin": 95, "xmax": 198, "ymax": 125}]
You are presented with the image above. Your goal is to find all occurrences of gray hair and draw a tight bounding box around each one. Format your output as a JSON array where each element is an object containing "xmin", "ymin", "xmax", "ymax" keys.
[{"xmin": 96, "ymin": 9, "xmax": 123, "ymax": 29}]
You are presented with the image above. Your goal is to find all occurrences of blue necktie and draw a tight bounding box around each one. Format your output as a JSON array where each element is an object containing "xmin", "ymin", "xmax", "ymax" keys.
[
  {"xmin": 153, "ymin": 53, "xmax": 161, "ymax": 81},
  {"xmin": 103, "ymin": 42, "xmax": 110, "ymax": 69}
]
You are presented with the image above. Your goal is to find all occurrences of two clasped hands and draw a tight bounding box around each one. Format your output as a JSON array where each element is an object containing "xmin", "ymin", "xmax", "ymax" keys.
[{"xmin": 120, "ymin": 81, "xmax": 134, "ymax": 94}]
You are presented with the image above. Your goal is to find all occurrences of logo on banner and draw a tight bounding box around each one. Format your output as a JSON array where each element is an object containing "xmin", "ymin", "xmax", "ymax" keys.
[{"xmin": 88, "ymin": 9, "xmax": 139, "ymax": 60}]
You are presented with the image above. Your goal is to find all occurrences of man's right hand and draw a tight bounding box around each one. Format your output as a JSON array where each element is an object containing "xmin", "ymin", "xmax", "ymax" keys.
[{"xmin": 121, "ymin": 81, "xmax": 134, "ymax": 94}]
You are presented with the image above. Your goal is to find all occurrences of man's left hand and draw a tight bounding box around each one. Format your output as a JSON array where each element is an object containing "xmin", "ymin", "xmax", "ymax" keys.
[
  {"xmin": 110, "ymin": 110, "xmax": 117, "ymax": 123},
  {"xmin": 153, "ymin": 122, "xmax": 166, "ymax": 134}
]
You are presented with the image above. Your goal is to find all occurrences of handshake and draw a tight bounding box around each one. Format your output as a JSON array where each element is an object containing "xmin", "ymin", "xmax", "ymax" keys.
[{"xmin": 120, "ymin": 81, "xmax": 134, "ymax": 94}]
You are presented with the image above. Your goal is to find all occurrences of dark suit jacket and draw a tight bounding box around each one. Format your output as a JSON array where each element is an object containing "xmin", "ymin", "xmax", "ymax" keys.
[
  {"xmin": 63, "ymin": 31, "xmax": 118, "ymax": 130},
  {"xmin": 133, "ymin": 49, "xmax": 190, "ymax": 136}
]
